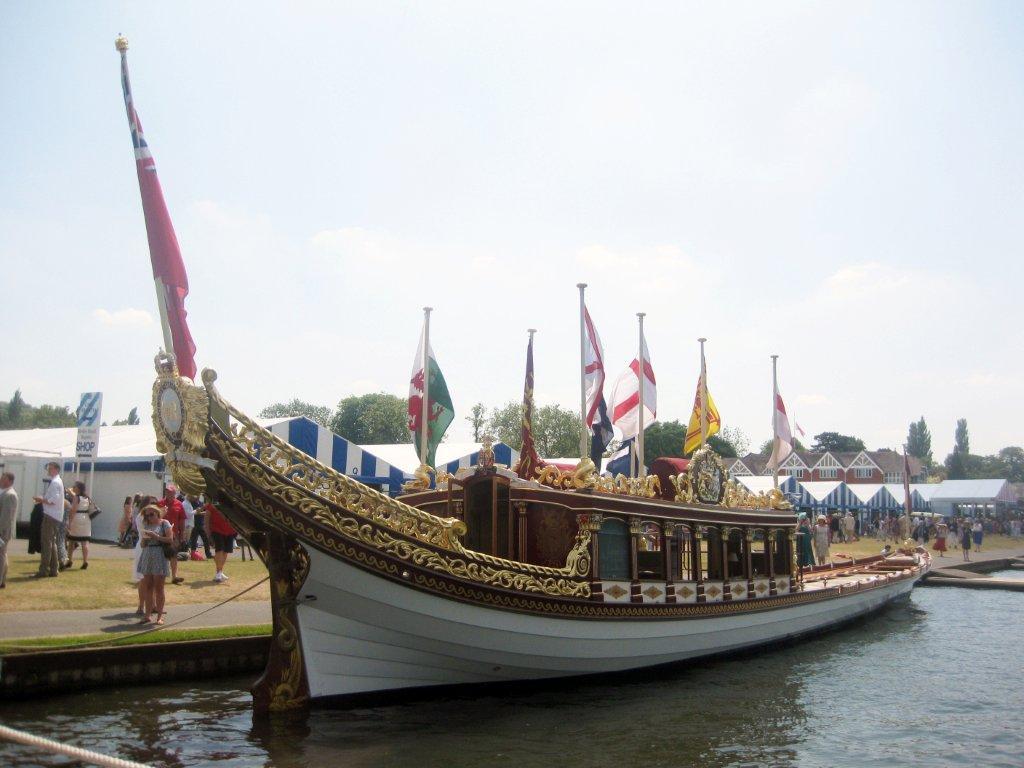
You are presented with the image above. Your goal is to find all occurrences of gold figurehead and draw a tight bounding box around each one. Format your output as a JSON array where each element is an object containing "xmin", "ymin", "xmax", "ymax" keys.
[{"xmin": 151, "ymin": 352, "xmax": 210, "ymax": 496}]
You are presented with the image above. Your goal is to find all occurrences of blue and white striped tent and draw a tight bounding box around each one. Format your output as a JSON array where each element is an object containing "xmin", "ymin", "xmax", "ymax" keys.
[
  {"xmin": 267, "ymin": 417, "xmax": 518, "ymax": 496},
  {"xmin": 847, "ymin": 483, "xmax": 901, "ymax": 511},
  {"xmin": 734, "ymin": 475, "xmax": 799, "ymax": 497},
  {"xmin": 797, "ymin": 480, "xmax": 859, "ymax": 510}
]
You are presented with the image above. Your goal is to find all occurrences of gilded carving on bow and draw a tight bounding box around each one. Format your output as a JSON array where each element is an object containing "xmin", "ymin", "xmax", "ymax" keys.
[
  {"xmin": 208, "ymin": 426, "xmax": 590, "ymax": 598},
  {"xmin": 205, "ymin": 383, "xmax": 468, "ymax": 551},
  {"xmin": 722, "ymin": 479, "xmax": 794, "ymax": 511},
  {"xmin": 151, "ymin": 352, "xmax": 210, "ymax": 497},
  {"xmin": 669, "ymin": 473, "xmax": 694, "ymax": 503},
  {"xmin": 402, "ymin": 464, "xmax": 434, "ymax": 493},
  {"xmin": 535, "ymin": 458, "xmax": 599, "ymax": 491}
]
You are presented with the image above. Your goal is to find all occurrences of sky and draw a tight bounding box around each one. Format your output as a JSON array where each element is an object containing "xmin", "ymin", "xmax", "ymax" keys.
[{"xmin": 1, "ymin": 1, "xmax": 1021, "ymax": 459}]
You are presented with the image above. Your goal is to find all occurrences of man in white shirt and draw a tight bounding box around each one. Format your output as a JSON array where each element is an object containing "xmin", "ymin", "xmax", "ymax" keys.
[
  {"xmin": 0, "ymin": 471, "xmax": 19, "ymax": 588},
  {"xmin": 32, "ymin": 462, "xmax": 64, "ymax": 577}
]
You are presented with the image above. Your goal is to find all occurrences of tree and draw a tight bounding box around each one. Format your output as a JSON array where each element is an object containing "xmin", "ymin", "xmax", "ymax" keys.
[
  {"xmin": 30, "ymin": 404, "xmax": 77, "ymax": 428},
  {"xmin": 954, "ymin": 418, "xmax": 969, "ymax": 456},
  {"xmin": 113, "ymin": 406, "xmax": 142, "ymax": 427},
  {"xmin": 533, "ymin": 405, "xmax": 581, "ymax": 457},
  {"xmin": 906, "ymin": 417, "xmax": 933, "ymax": 466},
  {"xmin": 708, "ymin": 434, "xmax": 737, "ymax": 458},
  {"xmin": 260, "ymin": 399, "xmax": 332, "ymax": 427},
  {"xmin": 719, "ymin": 426, "xmax": 750, "ymax": 457},
  {"xmin": 6, "ymin": 389, "xmax": 26, "ymax": 428},
  {"xmin": 466, "ymin": 402, "xmax": 487, "ymax": 442},
  {"xmin": 757, "ymin": 437, "xmax": 805, "ymax": 455},
  {"xmin": 644, "ymin": 421, "xmax": 687, "ymax": 460},
  {"xmin": 330, "ymin": 393, "xmax": 408, "ymax": 444},
  {"xmin": 945, "ymin": 418, "xmax": 971, "ymax": 479},
  {"xmin": 997, "ymin": 447, "xmax": 1024, "ymax": 483},
  {"xmin": 484, "ymin": 401, "xmax": 582, "ymax": 457},
  {"xmin": 810, "ymin": 432, "xmax": 865, "ymax": 453},
  {"xmin": 486, "ymin": 402, "xmax": 523, "ymax": 450}
]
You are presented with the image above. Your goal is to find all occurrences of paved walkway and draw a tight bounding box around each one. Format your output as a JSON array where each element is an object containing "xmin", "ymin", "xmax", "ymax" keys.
[{"xmin": 0, "ymin": 600, "xmax": 271, "ymax": 640}]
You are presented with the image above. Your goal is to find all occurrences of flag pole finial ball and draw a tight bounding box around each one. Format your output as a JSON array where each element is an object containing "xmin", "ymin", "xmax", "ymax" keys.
[{"xmin": 115, "ymin": 35, "xmax": 129, "ymax": 52}]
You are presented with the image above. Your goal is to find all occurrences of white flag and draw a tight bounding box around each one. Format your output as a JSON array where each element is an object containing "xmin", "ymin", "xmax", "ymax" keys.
[
  {"xmin": 768, "ymin": 391, "xmax": 793, "ymax": 470},
  {"xmin": 609, "ymin": 337, "xmax": 656, "ymax": 440}
]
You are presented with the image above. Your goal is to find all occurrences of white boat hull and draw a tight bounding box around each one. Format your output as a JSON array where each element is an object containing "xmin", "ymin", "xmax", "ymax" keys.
[{"xmin": 297, "ymin": 549, "xmax": 922, "ymax": 700}]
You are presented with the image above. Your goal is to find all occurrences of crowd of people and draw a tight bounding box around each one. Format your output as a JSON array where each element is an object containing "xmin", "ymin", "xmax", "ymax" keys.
[
  {"xmin": 0, "ymin": 464, "xmax": 241, "ymax": 625},
  {"xmin": 795, "ymin": 506, "xmax": 1023, "ymax": 568}
]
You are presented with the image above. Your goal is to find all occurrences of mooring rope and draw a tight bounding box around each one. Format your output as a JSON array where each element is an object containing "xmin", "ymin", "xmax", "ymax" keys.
[
  {"xmin": 0, "ymin": 723, "xmax": 152, "ymax": 768},
  {"xmin": 1, "ymin": 576, "xmax": 270, "ymax": 652}
]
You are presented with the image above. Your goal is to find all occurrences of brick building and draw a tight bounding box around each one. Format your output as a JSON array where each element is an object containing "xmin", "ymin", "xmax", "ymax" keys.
[{"xmin": 725, "ymin": 449, "xmax": 925, "ymax": 485}]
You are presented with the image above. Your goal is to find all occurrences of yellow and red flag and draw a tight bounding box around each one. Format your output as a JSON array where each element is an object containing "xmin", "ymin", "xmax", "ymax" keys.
[{"xmin": 684, "ymin": 376, "xmax": 720, "ymax": 455}]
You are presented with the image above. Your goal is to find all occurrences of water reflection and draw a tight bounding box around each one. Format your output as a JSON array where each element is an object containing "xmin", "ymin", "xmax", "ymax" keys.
[{"xmin": 2, "ymin": 591, "xmax": 1022, "ymax": 768}]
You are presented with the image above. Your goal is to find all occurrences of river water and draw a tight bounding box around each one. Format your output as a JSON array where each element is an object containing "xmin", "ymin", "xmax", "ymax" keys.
[{"xmin": 2, "ymin": 585, "xmax": 1021, "ymax": 768}]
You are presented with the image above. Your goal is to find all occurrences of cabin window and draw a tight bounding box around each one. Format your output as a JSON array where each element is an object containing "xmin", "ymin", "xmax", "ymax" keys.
[
  {"xmin": 772, "ymin": 530, "xmax": 790, "ymax": 575},
  {"xmin": 725, "ymin": 529, "xmax": 744, "ymax": 579},
  {"xmin": 703, "ymin": 527, "xmax": 723, "ymax": 581},
  {"xmin": 750, "ymin": 529, "xmax": 766, "ymax": 576},
  {"xmin": 598, "ymin": 518, "xmax": 631, "ymax": 581},
  {"xmin": 636, "ymin": 522, "xmax": 664, "ymax": 580}
]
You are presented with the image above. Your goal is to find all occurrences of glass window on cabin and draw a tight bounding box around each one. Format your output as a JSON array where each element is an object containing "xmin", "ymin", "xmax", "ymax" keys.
[
  {"xmin": 636, "ymin": 522, "xmax": 664, "ymax": 580},
  {"xmin": 598, "ymin": 518, "xmax": 631, "ymax": 581}
]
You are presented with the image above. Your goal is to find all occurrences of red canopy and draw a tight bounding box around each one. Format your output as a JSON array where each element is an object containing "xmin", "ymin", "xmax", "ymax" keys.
[{"xmin": 650, "ymin": 457, "xmax": 689, "ymax": 501}]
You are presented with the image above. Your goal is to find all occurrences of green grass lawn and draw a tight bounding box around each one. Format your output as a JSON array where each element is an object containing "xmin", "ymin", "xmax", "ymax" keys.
[
  {"xmin": 0, "ymin": 555, "xmax": 270, "ymax": 612},
  {"xmin": 0, "ymin": 623, "xmax": 272, "ymax": 654}
]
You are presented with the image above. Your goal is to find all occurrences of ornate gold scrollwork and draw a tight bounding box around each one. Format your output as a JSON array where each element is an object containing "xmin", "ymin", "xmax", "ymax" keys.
[
  {"xmin": 687, "ymin": 446, "xmax": 728, "ymax": 504},
  {"xmin": 151, "ymin": 352, "xmax": 210, "ymax": 496},
  {"xmin": 203, "ymin": 373, "xmax": 590, "ymax": 598},
  {"xmin": 401, "ymin": 464, "xmax": 434, "ymax": 493},
  {"xmin": 535, "ymin": 458, "xmax": 599, "ymax": 490}
]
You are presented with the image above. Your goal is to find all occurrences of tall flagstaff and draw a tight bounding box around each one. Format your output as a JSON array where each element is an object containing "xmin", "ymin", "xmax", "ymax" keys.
[
  {"xmin": 771, "ymin": 355, "xmax": 780, "ymax": 490},
  {"xmin": 577, "ymin": 283, "xmax": 588, "ymax": 458},
  {"xmin": 420, "ymin": 307, "xmax": 432, "ymax": 467},
  {"xmin": 637, "ymin": 313, "xmax": 647, "ymax": 477},
  {"xmin": 115, "ymin": 34, "xmax": 197, "ymax": 378},
  {"xmin": 698, "ymin": 337, "xmax": 708, "ymax": 447}
]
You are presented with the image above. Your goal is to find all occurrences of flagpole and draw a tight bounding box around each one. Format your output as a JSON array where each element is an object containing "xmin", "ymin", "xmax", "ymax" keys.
[
  {"xmin": 577, "ymin": 283, "xmax": 588, "ymax": 459},
  {"xmin": 637, "ymin": 313, "xmax": 646, "ymax": 477},
  {"xmin": 698, "ymin": 337, "xmax": 708, "ymax": 447},
  {"xmin": 771, "ymin": 354, "xmax": 780, "ymax": 490},
  {"xmin": 116, "ymin": 36, "xmax": 175, "ymax": 361},
  {"xmin": 420, "ymin": 307, "xmax": 432, "ymax": 468}
]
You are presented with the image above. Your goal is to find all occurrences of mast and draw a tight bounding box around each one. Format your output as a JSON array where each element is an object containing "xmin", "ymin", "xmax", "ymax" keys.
[
  {"xmin": 420, "ymin": 307, "xmax": 432, "ymax": 468},
  {"xmin": 577, "ymin": 283, "xmax": 588, "ymax": 459},
  {"xmin": 637, "ymin": 312, "xmax": 646, "ymax": 477},
  {"xmin": 771, "ymin": 354, "xmax": 780, "ymax": 490},
  {"xmin": 698, "ymin": 337, "xmax": 708, "ymax": 447}
]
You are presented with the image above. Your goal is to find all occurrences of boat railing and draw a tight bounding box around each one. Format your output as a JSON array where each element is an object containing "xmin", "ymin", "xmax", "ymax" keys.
[{"xmin": 202, "ymin": 371, "xmax": 593, "ymax": 586}]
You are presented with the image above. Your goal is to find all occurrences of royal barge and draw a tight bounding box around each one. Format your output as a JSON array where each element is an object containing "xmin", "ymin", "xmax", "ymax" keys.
[{"xmin": 151, "ymin": 354, "xmax": 931, "ymax": 711}]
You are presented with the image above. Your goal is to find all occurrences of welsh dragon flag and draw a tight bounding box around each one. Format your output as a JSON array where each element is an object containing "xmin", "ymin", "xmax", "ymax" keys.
[{"xmin": 408, "ymin": 331, "xmax": 454, "ymax": 468}]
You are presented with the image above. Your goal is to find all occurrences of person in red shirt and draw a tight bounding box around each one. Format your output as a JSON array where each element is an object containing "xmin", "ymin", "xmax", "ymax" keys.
[
  {"xmin": 205, "ymin": 501, "xmax": 237, "ymax": 583},
  {"xmin": 157, "ymin": 484, "xmax": 186, "ymax": 584}
]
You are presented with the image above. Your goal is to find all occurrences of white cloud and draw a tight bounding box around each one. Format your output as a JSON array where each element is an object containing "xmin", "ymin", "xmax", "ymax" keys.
[
  {"xmin": 796, "ymin": 393, "xmax": 830, "ymax": 406},
  {"xmin": 310, "ymin": 227, "xmax": 403, "ymax": 265},
  {"xmin": 92, "ymin": 308, "xmax": 153, "ymax": 328},
  {"xmin": 574, "ymin": 244, "xmax": 718, "ymax": 296}
]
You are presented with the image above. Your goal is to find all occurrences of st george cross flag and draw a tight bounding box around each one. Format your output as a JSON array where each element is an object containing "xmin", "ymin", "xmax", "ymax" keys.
[
  {"xmin": 408, "ymin": 330, "xmax": 454, "ymax": 468},
  {"xmin": 582, "ymin": 306, "xmax": 613, "ymax": 464},
  {"xmin": 767, "ymin": 391, "xmax": 794, "ymax": 470},
  {"xmin": 117, "ymin": 39, "xmax": 197, "ymax": 380},
  {"xmin": 517, "ymin": 334, "xmax": 541, "ymax": 480},
  {"xmin": 683, "ymin": 376, "xmax": 721, "ymax": 455},
  {"xmin": 794, "ymin": 420, "xmax": 806, "ymax": 438},
  {"xmin": 609, "ymin": 337, "xmax": 656, "ymax": 441}
]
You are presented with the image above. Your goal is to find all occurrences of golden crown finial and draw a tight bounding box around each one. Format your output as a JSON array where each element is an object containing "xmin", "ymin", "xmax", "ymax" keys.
[{"xmin": 115, "ymin": 35, "xmax": 129, "ymax": 52}]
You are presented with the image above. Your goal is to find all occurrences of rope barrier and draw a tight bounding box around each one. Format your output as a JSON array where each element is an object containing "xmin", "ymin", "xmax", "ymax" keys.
[
  {"xmin": 0, "ymin": 723, "xmax": 152, "ymax": 768},
  {"xmin": 0, "ymin": 576, "xmax": 270, "ymax": 652}
]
